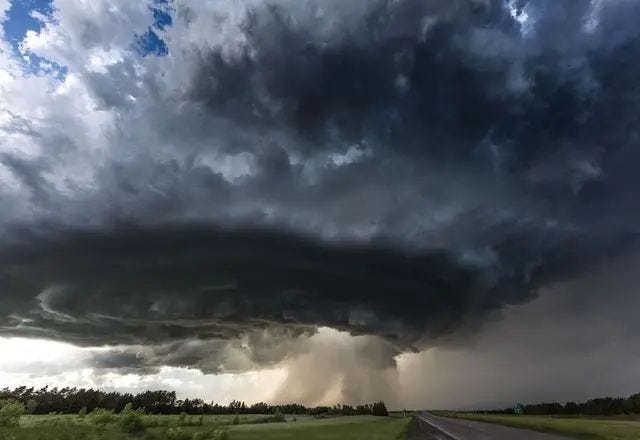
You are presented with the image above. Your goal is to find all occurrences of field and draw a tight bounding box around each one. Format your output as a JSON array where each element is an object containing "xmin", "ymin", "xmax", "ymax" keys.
[
  {"xmin": 18, "ymin": 413, "xmax": 291, "ymax": 428},
  {"xmin": 0, "ymin": 414, "xmax": 411, "ymax": 440},
  {"xmin": 440, "ymin": 412, "xmax": 640, "ymax": 440},
  {"xmin": 229, "ymin": 416, "xmax": 410, "ymax": 440}
]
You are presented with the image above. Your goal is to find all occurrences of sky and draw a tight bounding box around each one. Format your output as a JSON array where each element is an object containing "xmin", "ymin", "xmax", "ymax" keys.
[{"xmin": 1, "ymin": 0, "xmax": 640, "ymax": 409}]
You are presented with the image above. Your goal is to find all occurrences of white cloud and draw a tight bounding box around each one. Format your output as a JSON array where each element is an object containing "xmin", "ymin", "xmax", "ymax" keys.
[
  {"xmin": 22, "ymin": 0, "xmax": 152, "ymax": 70},
  {"xmin": 0, "ymin": 0, "xmax": 9, "ymax": 23},
  {"xmin": 0, "ymin": 336, "xmax": 286, "ymax": 404}
]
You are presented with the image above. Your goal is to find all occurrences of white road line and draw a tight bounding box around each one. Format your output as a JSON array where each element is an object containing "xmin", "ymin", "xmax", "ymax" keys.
[{"xmin": 417, "ymin": 413, "xmax": 464, "ymax": 440}]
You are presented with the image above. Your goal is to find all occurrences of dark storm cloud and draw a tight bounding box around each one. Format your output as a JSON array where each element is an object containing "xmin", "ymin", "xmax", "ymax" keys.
[
  {"xmin": 399, "ymin": 251, "xmax": 640, "ymax": 409},
  {"xmin": 185, "ymin": 0, "xmax": 640, "ymax": 210},
  {"xmin": 2, "ymin": 0, "xmax": 640, "ymax": 373},
  {"xmin": 0, "ymin": 221, "xmax": 632, "ymax": 361},
  {"xmin": 89, "ymin": 327, "xmax": 317, "ymax": 374},
  {"xmin": 190, "ymin": 0, "xmax": 519, "ymax": 148},
  {"xmin": 0, "ymin": 223, "xmax": 484, "ymax": 346}
]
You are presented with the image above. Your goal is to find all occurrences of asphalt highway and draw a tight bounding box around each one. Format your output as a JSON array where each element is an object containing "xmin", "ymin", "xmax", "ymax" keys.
[{"xmin": 415, "ymin": 412, "xmax": 574, "ymax": 440}]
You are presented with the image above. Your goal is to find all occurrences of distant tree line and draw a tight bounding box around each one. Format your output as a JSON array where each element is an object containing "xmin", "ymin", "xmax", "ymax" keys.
[
  {"xmin": 0, "ymin": 386, "xmax": 388, "ymax": 417},
  {"xmin": 479, "ymin": 392, "xmax": 640, "ymax": 416}
]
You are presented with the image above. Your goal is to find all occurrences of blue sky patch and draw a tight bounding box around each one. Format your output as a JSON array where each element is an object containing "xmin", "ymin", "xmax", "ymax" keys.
[
  {"xmin": 3, "ymin": 0, "xmax": 173, "ymax": 76},
  {"xmin": 3, "ymin": 0, "xmax": 53, "ymax": 50},
  {"xmin": 2, "ymin": 0, "xmax": 66, "ymax": 78},
  {"xmin": 135, "ymin": 28, "xmax": 169, "ymax": 57},
  {"xmin": 135, "ymin": 0, "xmax": 173, "ymax": 57},
  {"xmin": 152, "ymin": 0, "xmax": 172, "ymax": 30}
]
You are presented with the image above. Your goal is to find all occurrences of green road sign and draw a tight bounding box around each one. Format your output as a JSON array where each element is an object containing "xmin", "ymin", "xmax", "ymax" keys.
[{"xmin": 514, "ymin": 403, "xmax": 524, "ymax": 415}]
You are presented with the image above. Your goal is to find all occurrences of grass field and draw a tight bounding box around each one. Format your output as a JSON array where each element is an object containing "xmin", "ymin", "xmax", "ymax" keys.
[
  {"xmin": 440, "ymin": 412, "xmax": 640, "ymax": 440},
  {"xmin": 17, "ymin": 413, "xmax": 286, "ymax": 428},
  {"xmin": 0, "ymin": 414, "xmax": 410, "ymax": 440},
  {"xmin": 229, "ymin": 416, "xmax": 410, "ymax": 440}
]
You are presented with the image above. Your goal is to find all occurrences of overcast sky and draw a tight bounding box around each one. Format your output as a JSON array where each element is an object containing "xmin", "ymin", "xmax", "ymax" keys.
[{"xmin": 1, "ymin": 0, "xmax": 640, "ymax": 409}]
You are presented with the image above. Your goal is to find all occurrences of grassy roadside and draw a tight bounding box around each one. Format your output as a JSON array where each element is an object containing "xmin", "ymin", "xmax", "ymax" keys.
[
  {"xmin": 0, "ymin": 414, "xmax": 411, "ymax": 440},
  {"xmin": 228, "ymin": 415, "xmax": 411, "ymax": 440},
  {"xmin": 438, "ymin": 412, "xmax": 640, "ymax": 440}
]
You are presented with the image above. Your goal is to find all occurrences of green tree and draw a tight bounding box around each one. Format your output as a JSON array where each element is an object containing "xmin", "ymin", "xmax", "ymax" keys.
[
  {"xmin": 25, "ymin": 399, "xmax": 38, "ymax": 414},
  {"xmin": 0, "ymin": 399, "xmax": 26, "ymax": 427},
  {"xmin": 371, "ymin": 401, "xmax": 388, "ymax": 416}
]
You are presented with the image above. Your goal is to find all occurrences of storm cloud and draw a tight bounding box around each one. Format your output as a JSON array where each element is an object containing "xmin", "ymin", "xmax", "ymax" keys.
[{"xmin": 1, "ymin": 0, "xmax": 640, "ymax": 401}]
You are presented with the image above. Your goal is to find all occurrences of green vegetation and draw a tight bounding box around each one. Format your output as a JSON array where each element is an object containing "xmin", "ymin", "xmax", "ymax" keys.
[
  {"xmin": 0, "ymin": 387, "xmax": 387, "ymax": 418},
  {"xmin": 0, "ymin": 387, "xmax": 396, "ymax": 439},
  {"xmin": 0, "ymin": 400, "xmax": 408, "ymax": 440},
  {"xmin": 465, "ymin": 391, "xmax": 640, "ymax": 416},
  {"xmin": 0, "ymin": 399, "xmax": 26, "ymax": 427},
  {"xmin": 118, "ymin": 404, "xmax": 146, "ymax": 435},
  {"xmin": 441, "ymin": 412, "xmax": 640, "ymax": 440},
  {"xmin": 0, "ymin": 387, "xmax": 395, "ymax": 440},
  {"xmin": 229, "ymin": 416, "xmax": 410, "ymax": 440}
]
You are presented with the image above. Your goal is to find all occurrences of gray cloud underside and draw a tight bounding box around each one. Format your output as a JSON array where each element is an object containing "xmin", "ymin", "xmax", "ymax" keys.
[
  {"xmin": 0, "ymin": 224, "xmax": 512, "ymax": 345},
  {"xmin": 2, "ymin": 0, "xmax": 640, "ymax": 373}
]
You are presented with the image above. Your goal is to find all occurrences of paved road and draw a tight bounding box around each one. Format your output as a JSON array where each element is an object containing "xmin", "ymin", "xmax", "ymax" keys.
[{"xmin": 416, "ymin": 412, "xmax": 573, "ymax": 440}]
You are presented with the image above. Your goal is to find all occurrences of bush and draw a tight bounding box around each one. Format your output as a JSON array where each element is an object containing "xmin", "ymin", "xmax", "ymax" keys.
[
  {"xmin": 119, "ymin": 403, "xmax": 146, "ymax": 434},
  {"xmin": 213, "ymin": 429, "xmax": 229, "ymax": 440},
  {"xmin": 87, "ymin": 408, "xmax": 116, "ymax": 425},
  {"xmin": 26, "ymin": 399, "xmax": 38, "ymax": 414},
  {"xmin": 249, "ymin": 411, "xmax": 286, "ymax": 424},
  {"xmin": 192, "ymin": 429, "xmax": 229, "ymax": 440},
  {"xmin": 120, "ymin": 414, "xmax": 146, "ymax": 435},
  {"xmin": 0, "ymin": 399, "xmax": 26, "ymax": 427},
  {"xmin": 165, "ymin": 427, "xmax": 192, "ymax": 440}
]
